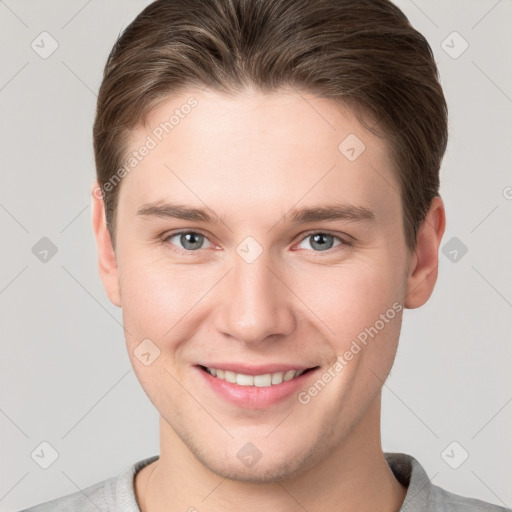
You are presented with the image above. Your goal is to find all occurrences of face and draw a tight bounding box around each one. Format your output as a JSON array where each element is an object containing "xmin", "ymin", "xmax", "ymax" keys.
[{"xmin": 96, "ymin": 86, "xmax": 418, "ymax": 482}]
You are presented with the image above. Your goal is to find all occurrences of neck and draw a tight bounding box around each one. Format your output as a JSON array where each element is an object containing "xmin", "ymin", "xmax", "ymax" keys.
[{"xmin": 135, "ymin": 394, "xmax": 407, "ymax": 512}]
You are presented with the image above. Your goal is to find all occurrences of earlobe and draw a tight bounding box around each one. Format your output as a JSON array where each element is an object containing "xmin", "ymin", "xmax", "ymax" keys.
[
  {"xmin": 404, "ymin": 196, "xmax": 446, "ymax": 309},
  {"xmin": 91, "ymin": 182, "xmax": 122, "ymax": 307}
]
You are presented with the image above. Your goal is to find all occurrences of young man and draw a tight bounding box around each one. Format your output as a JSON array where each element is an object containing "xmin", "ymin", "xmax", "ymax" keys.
[{"xmin": 19, "ymin": 0, "xmax": 510, "ymax": 511}]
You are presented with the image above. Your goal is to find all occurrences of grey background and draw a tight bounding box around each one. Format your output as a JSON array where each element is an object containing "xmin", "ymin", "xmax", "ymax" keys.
[{"xmin": 1, "ymin": 1, "xmax": 511, "ymax": 510}]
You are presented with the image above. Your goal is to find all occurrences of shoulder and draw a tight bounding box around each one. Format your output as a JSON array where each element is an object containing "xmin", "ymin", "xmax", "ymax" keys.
[
  {"xmin": 15, "ymin": 477, "xmax": 116, "ymax": 512},
  {"xmin": 430, "ymin": 484, "xmax": 512, "ymax": 512},
  {"xmin": 384, "ymin": 452, "xmax": 511, "ymax": 512},
  {"xmin": 15, "ymin": 454, "xmax": 159, "ymax": 512}
]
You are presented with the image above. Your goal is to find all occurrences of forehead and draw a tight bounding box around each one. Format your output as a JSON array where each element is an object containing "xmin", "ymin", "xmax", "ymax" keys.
[{"xmin": 117, "ymin": 87, "xmax": 400, "ymax": 225}]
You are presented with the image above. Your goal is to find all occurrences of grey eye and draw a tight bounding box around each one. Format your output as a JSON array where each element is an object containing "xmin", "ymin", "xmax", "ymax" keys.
[
  {"xmin": 297, "ymin": 233, "xmax": 342, "ymax": 252},
  {"xmin": 167, "ymin": 232, "xmax": 211, "ymax": 251}
]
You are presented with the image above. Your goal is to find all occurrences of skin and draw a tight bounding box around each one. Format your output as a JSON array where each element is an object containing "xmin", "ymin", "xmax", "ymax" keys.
[{"xmin": 91, "ymin": 86, "xmax": 445, "ymax": 512}]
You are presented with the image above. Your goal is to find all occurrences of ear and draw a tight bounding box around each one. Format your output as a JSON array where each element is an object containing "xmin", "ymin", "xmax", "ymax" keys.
[
  {"xmin": 91, "ymin": 182, "xmax": 122, "ymax": 307},
  {"xmin": 404, "ymin": 196, "xmax": 446, "ymax": 309}
]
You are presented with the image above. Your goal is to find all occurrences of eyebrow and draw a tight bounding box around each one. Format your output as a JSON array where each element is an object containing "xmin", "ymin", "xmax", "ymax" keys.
[{"xmin": 136, "ymin": 201, "xmax": 375, "ymax": 225}]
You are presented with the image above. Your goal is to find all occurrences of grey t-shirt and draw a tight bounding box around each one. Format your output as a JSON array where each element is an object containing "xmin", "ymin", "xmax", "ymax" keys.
[{"xmin": 18, "ymin": 452, "xmax": 511, "ymax": 511}]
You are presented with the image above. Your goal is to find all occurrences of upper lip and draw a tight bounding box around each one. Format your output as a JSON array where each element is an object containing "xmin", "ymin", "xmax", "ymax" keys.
[{"xmin": 196, "ymin": 363, "xmax": 317, "ymax": 375}]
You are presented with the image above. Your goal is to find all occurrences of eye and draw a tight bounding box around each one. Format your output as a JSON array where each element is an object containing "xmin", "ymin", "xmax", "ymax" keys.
[
  {"xmin": 162, "ymin": 230, "xmax": 350, "ymax": 254},
  {"xmin": 295, "ymin": 232, "xmax": 346, "ymax": 252},
  {"xmin": 163, "ymin": 230, "xmax": 212, "ymax": 252}
]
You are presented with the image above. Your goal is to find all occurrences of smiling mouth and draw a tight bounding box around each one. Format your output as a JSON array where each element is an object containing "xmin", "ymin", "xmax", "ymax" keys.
[{"xmin": 197, "ymin": 365, "xmax": 318, "ymax": 387}]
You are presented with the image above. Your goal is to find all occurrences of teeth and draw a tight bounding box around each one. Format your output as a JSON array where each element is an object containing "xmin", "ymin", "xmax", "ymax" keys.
[
  {"xmin": 283, "ymin": 370, "xmax": 296, "ymax": 381},
  {"xmin": 271, "ymin": 372, "xmax": 284, "ymax": 384},
  {"xmin": 224, "ymin": 370, "xmax": 237, "ymax": 383},
  {"xmin": 236, "ymin": 373, "xmax": 254, "ymax": 386},
  {"xmin": 253, "ymin": 374, "xmax": 272, "ymax": 387},
  {"xmin": 204, "ymin": 367, "xmax": 307, "ymax": 386}
]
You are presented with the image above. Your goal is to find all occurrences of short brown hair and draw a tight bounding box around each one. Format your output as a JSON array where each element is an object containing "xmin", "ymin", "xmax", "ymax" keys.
[{"xmin": 93, "ymin": 0, "xmax": 448, "ymax": 251}]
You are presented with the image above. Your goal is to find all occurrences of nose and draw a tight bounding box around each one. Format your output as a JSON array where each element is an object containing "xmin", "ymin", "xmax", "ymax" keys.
[{"xmin": 214, "ymin": 247, "xmax": 296, "ymax": 346}]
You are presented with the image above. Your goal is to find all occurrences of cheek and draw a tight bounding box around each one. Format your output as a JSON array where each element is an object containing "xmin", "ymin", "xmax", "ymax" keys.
[
  {"xmin": 117, "ymin": 258, "xmax": 198, "ymax": 401},
  {"xmin": 116, "ymin": 250, "xmax": 194, "ymax": 347},
  {"xmin": 291, "ymin": 256, "xmax": 405, "ymax": 345}
]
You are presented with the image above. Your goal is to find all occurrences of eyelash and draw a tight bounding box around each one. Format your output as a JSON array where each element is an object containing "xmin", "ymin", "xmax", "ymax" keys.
[{"xmin": 160, "ymin": 229, "xmax": 352, "ymax": 255}]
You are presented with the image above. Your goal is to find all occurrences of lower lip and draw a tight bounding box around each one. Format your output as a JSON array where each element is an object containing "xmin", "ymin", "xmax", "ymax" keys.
[{"xmin": 194, "ymin": 366, "xmax": 318, "ymax": 409}]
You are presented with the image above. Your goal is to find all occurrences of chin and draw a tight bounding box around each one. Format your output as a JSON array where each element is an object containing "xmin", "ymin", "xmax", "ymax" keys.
[
  {"xmin": 198, "ymin": 450, "xmax": 314, "ymax": 484},
  {"xmin": 186, "ymin": 432, "xmax": 330, "ymax": 484}
]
